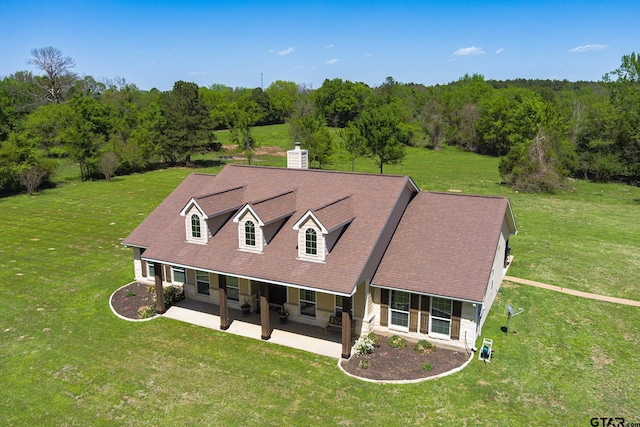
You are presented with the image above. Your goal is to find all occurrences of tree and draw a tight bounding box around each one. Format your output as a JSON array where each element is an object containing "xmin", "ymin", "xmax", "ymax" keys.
[
  {"xmin": 314, "ymin": 78, "xmax": 370, "ymax": 127},
  {"xmin": 99, "ymin": 151, "xmax": 118, "ymax": 181},
  {"xmin": 160, "ymin": 81, "xmax": 213, "ymax": 165},
  {"xmin": 265, "ymin": 80, "xmax": 298, "ymax": 123},
  {"xmin": 356, "ymin": 102, "xmax": 406, "ymax": 174},
  {"xmin": 26, "ymin": 47, "xmax": 77, "ymax": 104},
  {"xmin": 337, "ymin": 122, "xmax": 366, "ymax": 171},
  {"xmin": 229, "ymin": 113, "xmax": 257, "ymax": 165},
  {"xmin": 19, "ymin": 166, "xmax": 47, "ymax": 195}
]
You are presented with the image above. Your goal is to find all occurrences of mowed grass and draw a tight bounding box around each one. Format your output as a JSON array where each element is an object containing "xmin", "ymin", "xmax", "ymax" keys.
[{"xmin": 1, "ymin": 124, "xmax": 639, "ymax": 424}]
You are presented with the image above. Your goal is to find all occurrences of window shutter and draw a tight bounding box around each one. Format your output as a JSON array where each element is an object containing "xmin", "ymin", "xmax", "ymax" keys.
[
  {"xmin": 141, "ymin": 260, "xmax": 147, "ymax": 277},
  {"xmin": 165, "ymin": 265, "xmax": 172, "ymax": 283},
  {"xmin": 420, "ymin": 296, "xmax": 430, "ymax": 333},
  {"xmin": 451, "ymin": 300, "xmax": 462, "ymax": 340},
  {"xmin": 380, "ymin": 288, "xmax": 389, "ymax": 327},
  {"xmin": 409, "ymin": 294, "xmax": 419, "ymax": 332}
]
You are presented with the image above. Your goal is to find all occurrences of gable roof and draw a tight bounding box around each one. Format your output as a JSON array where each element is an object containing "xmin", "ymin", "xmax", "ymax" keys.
[
  {"xmin": 371, "ymin": 191, "xmax": 516, "ymax": 302},
  {"xmin": 124, "ymin": 165, "xmax": 418, "ymax": 295}
]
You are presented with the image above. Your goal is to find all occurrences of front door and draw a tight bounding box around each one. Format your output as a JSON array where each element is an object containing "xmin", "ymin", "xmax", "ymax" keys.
[{"xmin": 268, "ymin": 284, "xmax": 287, "ymax": 307}]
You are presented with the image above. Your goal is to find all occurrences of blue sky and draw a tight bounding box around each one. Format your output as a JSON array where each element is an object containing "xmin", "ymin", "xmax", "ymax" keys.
[{"xmin": 2, "ymin": 0, "xmax": 638, "ymax": 91}]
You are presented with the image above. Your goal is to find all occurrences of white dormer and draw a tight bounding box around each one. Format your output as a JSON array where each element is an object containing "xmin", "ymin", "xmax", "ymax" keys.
[
  {"xmin": 233, "ymin": 205, "xmax": 264, "ymax": 253},
  {"xmin": 293, "ymin": 212, "xmax": 327, "ymax": 262},
  {"xmin": 180, "ymin": 202, "xmax": 209, "ymax": 244}
]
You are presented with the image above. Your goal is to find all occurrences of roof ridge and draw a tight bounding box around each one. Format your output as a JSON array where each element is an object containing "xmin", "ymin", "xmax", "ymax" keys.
[
  {"xmin": 226, "ymin": 163, "xmax": 411, "ymax": 180},
  {"xmin": 196, "ymin": 185, "xmax": 244, "ymax": 200},
  {"xmin": 252, "ymin": 189, "xmax": 296, "ymax": 206},
  {"xmin": 315, "ymin": 195, "xmax": 352, "ymax": 212},
  {"xmin": 425, "ymin": 191, "xmax": 508, "ymax": 201}
]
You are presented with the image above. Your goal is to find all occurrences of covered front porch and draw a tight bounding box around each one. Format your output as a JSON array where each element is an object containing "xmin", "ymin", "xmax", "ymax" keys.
[{"xmin": 162, "ymin": 299, "xmax": 347, "ymax": 359}]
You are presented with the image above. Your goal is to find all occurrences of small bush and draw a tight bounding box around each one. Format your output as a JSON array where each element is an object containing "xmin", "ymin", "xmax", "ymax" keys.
[
  {"xmin": 148, "ymin": 285, "xmax": 185, "ymax": 307},
  {"xmin": 137, "ymin": 305, "xmax": 156, "ymax": 319},
  {"xmin": 354, "ymin": 334, "xmax": 376, "ymax": 356},
  {"xmin": 414, "ymin": 340, "xmax": 437, "ymax": 354},
  {"xmin": 368, "ymin": 333, "xmax": 381, "ymax": 347},
  {"xmin": 387, "ymin": 335, "xmax": 407, "ymax": 349},
  {"xmin": 358, "ymin": 359, "xmax": 370, "ymax": 369},
  {"xmin": 422, "ymin": 363, "xmax": 433, "ymax": 372},
  {"xmin": 125, "ymin": 291, "xmax": 136, "ymax": 298}
]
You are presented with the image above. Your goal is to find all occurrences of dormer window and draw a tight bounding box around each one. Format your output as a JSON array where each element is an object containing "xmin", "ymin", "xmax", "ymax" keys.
[
  {"xmin": 191, "ymin": 214, "xmax": 201, "ymax": 238},
  {"xmin": 245, "ymin": 221, "xmax": 256, "ymax": 246},
  {"xmin": 305, "ymin": 229, "xmax": 317, "ymax": 255}
]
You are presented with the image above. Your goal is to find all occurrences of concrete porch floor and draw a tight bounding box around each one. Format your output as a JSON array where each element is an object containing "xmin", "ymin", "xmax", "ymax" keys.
[{"xmin": 163, "ymin": 299, "xmax": 346, "ymax": 359}]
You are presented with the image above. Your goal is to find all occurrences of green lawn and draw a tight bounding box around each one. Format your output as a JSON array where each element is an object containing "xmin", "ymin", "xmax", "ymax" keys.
[{"xmin": 1, "ymin": 125, "xmax": 639, "ymax": 425}]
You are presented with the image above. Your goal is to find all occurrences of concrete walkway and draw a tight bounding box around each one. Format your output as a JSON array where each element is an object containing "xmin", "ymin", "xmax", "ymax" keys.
[
  {"xmin": 504, "ymin": 276, "xmax": 640, "ymax": 307},
  {"xmin": 163, "ymin": 300, "xmax": 344, "ymax": 359}
]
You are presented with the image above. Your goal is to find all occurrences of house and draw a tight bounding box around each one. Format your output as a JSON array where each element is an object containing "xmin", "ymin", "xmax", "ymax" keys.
[{"xmin": 123, "ymin": 144, "xmax": 517, "ymax": 358}]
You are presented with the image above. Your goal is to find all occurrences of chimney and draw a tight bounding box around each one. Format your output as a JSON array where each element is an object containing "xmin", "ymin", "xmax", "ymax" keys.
[{"xmin": 287, "ymin": 142, "xmax": 308, "ymax": 169}]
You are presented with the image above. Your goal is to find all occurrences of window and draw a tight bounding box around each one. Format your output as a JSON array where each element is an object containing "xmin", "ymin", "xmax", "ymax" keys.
[
  {"xmin": 245, "ymin": 221, "xmax": 256, "ymax": 246},
  {"xmin": 196, "ymin": 270, "xmax": 209, "ymax": 295},
  {"xmin": 147, "ymin": 263, "xmax": 155, "ymax": 277},
  {"xmin": 299, "ymin": 289, "xmax": 316, "ymax": 318},
  {"xmin": 430, "ymin": 297, "xmax": 452, "ymax": 336},
  {"xmin": 305, "ymin": 228, "xmax": 317, "ymax": 255},
  {"xmin": 390, "ymin": 290, "xmax": 410, "ymax": 328},
  {"xmin": 226, "ymin": 276, "xmax": 239, "ymax": 302},
  {"xmin": 172, "ymin": 266, "xmax": 185, "ymax": 283},
  {"xmin": 191, "ymin": 214, "xmax": 201, "ymax": 238},
  {"xmin": 335, "ymin": 295, "xmax": 352, "ymax": 316}
]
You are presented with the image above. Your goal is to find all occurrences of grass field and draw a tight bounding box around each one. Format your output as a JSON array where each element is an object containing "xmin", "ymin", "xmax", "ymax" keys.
[{"xmin": 1, "ymin": 124, "xmax": 639, "ymax": 425}]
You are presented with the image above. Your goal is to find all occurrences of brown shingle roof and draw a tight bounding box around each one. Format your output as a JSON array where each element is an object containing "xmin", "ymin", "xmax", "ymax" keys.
[
  {"xmin": 313, "ymin": 196, "xmax": 355, "ymax": 232},
  {"xmin": 372, "ymin": 191, "xmax": 512, "ymax": 302},
  {"xmin": 124, "ymin": 165, "xmax": 417, "ymax": 295},
  {"xmin": 250, "ymin": 190, "xmax": 296, "ymax": 224},
  {"xmin": 194, "ymin": 186, "xmax": 245, "ymax": 217}
]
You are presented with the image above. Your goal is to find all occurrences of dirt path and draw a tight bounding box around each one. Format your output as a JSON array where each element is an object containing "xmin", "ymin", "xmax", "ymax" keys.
[{"xmin": 504, "ymin": 276, "xmax": 640, "ymax": 307}]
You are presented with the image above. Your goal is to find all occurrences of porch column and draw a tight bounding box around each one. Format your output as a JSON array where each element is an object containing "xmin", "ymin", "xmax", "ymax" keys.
[
  {"xmin": 218, "ymin": 275, "xmax": 230, "ymax": 330},
  {"xmin": 341, "ymin": 297, "xmax": 352, "ymax": 359},
  {"xmin": 259, "ymin": 282, "xmax": 271, "ymax": 340},
  {"xmin": 154, "ymin": 262, "xmax": 165, "ymax": 314}
]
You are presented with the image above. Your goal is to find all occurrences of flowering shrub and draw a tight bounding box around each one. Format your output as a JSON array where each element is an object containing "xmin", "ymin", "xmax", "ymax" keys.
[
  {"xmin": 354, "ymin": 334, "xmax": 376, "ymax": 356},
  {"xmin": 414, "ymin": 340, "xmax": 437, "ymax": 354},
  {"xmin": 137, "ymin": 305, "xmax": 156, "ymax": 319},
  {"xmin": 387, "ymin": 335, "xmax": 407, "ymax": 349}
]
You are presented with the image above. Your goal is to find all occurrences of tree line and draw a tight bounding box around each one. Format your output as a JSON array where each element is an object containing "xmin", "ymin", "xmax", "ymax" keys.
[{"xmin": 1, "ymin": 47, "xmax": 639, "ymax": 194}]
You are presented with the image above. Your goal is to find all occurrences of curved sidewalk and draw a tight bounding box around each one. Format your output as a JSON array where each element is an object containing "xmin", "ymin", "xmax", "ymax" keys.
[{"xmin": 504, "ymin": 276, "xmax": 640, "ymax": 307}]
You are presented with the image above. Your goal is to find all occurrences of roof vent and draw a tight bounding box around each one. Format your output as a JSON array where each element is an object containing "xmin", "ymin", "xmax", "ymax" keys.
[{"xmin": 287, "ymin": 142, "xmax": 308, "ymax": 169}]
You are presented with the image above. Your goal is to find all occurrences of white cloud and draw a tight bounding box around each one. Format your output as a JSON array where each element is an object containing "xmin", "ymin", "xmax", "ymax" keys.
[
  {"xmin": 453, "ymin": 47, "xmax": 485, "ymax": 56},
  {"xmin": 188, "ymin": 71, "xmax": 207, "ymax": 76},
  {"xmin": 326, "ymin": 58, "xmax": 339, "ymax": 65},
  {"xmin": 496, "ymin": 48, "xmax": 504, "ymax": 54},
  {"xmin": 569, "ymin": 44, "xmax": 608, "ymax": 53},
  {"xmin": 325, "ymin": 43, "xmax": 334, "ymax": 49},
  {"xmin": 278, "ymin": 47, "xmax": 295, "ymax": 56}
]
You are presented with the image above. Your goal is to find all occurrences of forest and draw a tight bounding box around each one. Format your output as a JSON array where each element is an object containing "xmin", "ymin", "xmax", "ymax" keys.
[{"xmin": 1, "ymin": 47, "xmax": 639, "ymax": 195}]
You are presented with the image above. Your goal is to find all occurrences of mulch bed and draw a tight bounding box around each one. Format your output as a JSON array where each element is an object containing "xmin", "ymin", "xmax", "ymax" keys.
[
  {"xmin": 112, "ymin": 282, "xmax": 469, "ymax": 380},
  {"xmin": 340, "ymin": 335, "xmax": 470, "ymax": 381},
  {"xmin": 111, "ymin": 282, "xmax": 155, "ymax": 319}
]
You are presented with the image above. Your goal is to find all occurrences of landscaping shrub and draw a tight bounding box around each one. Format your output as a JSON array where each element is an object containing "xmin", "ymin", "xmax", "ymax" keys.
[
  {"xmin": 387, "ymin": 335, "xmax": 407, "ymax": 349},
  {"xmin": 137, "ymin": 305, "xmax": 156, "ymax": 319},
  {"xmin": 414, "ymin": 340, "xmax": 437, "ymax": 354},
  {"xmin": 148, "ymin": 285, "xmax": 185, "ymax": 307},
  {"xmin": 354, "ymin": 334, "xmax": 376, "ymax": 356},
  {"xmin": 422, "ymin": 363, "xmax": 433, "ymax": 372}
]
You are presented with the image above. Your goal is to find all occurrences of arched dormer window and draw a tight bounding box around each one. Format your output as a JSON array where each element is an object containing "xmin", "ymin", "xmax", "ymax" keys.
[
  {"xmin": 191, "ymin": 214, "xmax": 201, "ymax": 238},
  {"xmin": 245, "ymin": 220, "xmax": 256, "ymax": 246},
  {"xmin": 305, "ymin": 228, "xmax": 317, "ymax": 255}
]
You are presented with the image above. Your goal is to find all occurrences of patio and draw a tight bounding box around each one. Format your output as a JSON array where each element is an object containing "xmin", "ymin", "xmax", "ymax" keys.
[{"xmin": 162, "ymin": 299, "xmax": 345, "ymax": 359}]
